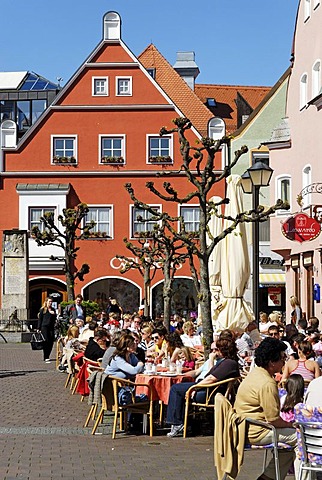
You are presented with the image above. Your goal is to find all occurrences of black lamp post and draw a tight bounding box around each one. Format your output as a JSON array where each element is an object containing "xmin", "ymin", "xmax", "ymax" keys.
[{"xmin": 241, "ymin": 160, "xmax": 273, "ymax": 323}]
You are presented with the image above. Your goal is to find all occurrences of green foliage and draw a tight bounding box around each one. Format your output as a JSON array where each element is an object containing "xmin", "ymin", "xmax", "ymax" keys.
[{"xmin": 60, "ymin": 300, "xmax": 100, "ymax": 317}]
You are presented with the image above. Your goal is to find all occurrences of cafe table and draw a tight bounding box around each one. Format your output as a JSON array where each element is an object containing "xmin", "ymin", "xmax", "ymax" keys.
[{"xmin": 135, "ymin": 370, "xmax": 194, "ymax": 405}]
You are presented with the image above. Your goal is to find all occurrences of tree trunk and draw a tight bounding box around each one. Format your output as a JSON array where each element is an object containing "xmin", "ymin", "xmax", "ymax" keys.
[
  {"xmin": 143, "ymin": 264, "xmax": 151, "ymax": 318},
  {"xmin": 65, "ymin": 254, "xmax": 75, "ymax": 301},
  {"xmin": 198, "ymin": 257, "xmax": 213, "ymax": 358},
  {"xmin": 163, "ymin": 263, "xmax": 172, "ymax": 331}
]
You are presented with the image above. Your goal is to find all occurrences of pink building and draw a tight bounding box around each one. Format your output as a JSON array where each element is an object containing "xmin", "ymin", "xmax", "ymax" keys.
[{"xmin": 268, "ymin": 0, "xmax": 322, "ymax": 325}]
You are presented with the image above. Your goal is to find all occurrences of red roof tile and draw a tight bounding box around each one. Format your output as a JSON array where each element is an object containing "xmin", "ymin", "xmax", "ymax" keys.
[
  {"xmin": 139, "ymin": 44, "xmax": 213, "ymax": 137},
  {"xmin": 195, "ymin": 84, "xmax": 271, "ymax": 134}
]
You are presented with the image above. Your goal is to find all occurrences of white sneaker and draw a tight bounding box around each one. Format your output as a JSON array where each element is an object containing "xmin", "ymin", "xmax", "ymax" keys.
[
  {"xmin": 45, "ymin": 359, "xmax": 51, "ymax": 363},
  {"xmin": 167, "ymin": 424, "xmax": 184, "ymax": 437}
]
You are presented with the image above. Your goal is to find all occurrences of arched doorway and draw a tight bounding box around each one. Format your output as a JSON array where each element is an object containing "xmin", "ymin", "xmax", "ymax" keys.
[
  {"xmin": 83, "ymin": 277, "xmax": 140, "ymax": 314},
  {"xmin": 29, "ymin": 278, "xmax": 67, "ymax": 321},
  {"xmin": 152, "ymin": 278, "xmax": 198, "ymax": 319}
]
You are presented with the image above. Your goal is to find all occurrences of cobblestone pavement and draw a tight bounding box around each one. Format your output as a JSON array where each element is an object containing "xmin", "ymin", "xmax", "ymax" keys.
[{"xmin": 0, "ymin": 343, "xmax": 294, "ymax": 480}]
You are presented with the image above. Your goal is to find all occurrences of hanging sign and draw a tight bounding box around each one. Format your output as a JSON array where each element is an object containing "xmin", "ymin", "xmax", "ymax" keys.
[
  {"xmin": 281, "ymin": 213, "xmax": 321, "ymax": 243},
  {"xmin": 268, "ymin": 287, "xmax": 282, "ymax": 307}
]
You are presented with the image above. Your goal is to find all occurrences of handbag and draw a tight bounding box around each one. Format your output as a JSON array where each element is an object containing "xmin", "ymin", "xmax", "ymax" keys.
[{"xmin": 30, "ymin": 332, "xmax": 45, "ymax": 350}]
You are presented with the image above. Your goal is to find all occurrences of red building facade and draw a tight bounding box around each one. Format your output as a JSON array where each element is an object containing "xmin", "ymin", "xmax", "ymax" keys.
[{"xmin": 0, "ymin": 12, "xmax": 224, "ymax": 320}]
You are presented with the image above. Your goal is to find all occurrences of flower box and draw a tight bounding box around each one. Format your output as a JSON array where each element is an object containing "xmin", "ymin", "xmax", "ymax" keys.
[
  {"xmin": 87, "ymin": 231, "xmax": 109, "ymax": 239},
  {"xmin": 101, "ymin": 156, "xmax": 124, "ymax": 164},
  {"xmin": 52, "ymin": 156, "xmax": 77, "ymax": 164},
  {"xmin": 148, "ymin": 155, "xmax": 172, "ymax": 164}
]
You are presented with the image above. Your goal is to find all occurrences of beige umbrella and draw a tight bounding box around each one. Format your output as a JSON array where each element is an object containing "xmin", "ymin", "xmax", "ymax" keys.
[{"xmin": 213, "ymin": 174, "xmax": 254, "ymax": 333}]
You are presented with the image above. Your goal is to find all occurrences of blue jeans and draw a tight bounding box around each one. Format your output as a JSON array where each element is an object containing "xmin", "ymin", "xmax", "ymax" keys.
[{"xmin": 166, "ymin": 382, "xmax": 206, "ymax": 425}]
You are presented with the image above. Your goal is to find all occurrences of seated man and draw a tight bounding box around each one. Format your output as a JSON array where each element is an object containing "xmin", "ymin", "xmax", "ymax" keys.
[
  {"xmin": 166, "ymin": 336, "xmax": 239, "ymax": 437},
  {"xmin": 84, "ymin": 328, "xmax": 109, "ymax": 361},
  {"xmin": 234, "ymin": 337, "xmax": 307, "ymax": 480}
]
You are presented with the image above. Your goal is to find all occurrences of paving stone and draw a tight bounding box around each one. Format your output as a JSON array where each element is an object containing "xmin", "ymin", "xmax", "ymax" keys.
[{"xmin": 0, "ymin": 343, "xmax": 295, "ymax": 480}]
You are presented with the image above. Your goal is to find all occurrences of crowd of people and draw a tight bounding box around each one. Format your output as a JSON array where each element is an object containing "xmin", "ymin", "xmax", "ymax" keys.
[{"xmin": 37, "ymin": 292, "xmax": 322, "ymax": 479}]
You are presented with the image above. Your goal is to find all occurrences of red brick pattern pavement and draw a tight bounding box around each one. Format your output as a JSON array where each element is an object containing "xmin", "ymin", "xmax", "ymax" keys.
[{"xmin": 0, "ymin": 343, "xmax": 290, "ymax": 480}]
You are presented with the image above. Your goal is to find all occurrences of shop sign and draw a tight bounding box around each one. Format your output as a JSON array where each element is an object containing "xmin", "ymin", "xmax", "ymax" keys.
[
  {"xmin": 268, "ymin": 287, "xmax": 282, "ymax": 307},
  {"xmin": 281, "ymin": 213, "xmax": 321, "ymax": 243},
  {"xmin": 312, "ymin": 205, "xmax": 322, "ymax": 223}
]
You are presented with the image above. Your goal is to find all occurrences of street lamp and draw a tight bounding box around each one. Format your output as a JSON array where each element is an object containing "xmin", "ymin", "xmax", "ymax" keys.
[{"xmin": 241, "ymin": 160, "xmax": 274, "ymax": 324}]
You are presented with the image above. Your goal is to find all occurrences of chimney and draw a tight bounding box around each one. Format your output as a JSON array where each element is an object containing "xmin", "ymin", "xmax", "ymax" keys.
[{"xmin": 173, "ymin": 52, "xmax": 200, "ymax": 90}]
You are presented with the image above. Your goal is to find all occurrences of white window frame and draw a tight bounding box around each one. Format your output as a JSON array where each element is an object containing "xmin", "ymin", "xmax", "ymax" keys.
[
  {"xmin": 51, "ymin": 135, "xmax": 78, "ymax": 164},
  {"xmin": 304, "ymin": 0, "xmax": 311, "ymax": 20},
  {"xmin": 276, "ymin": 175, "xmax": 292, "ymax": 215},
  {"xmin": 84, "ymin": 205, "xmax": 114, "ymax": 239},
  {"xmin": 302, "ymin": 164, "xmax": 312, "ymax": 208},
  {"xmin": 179, "ymin": 205, "xmax": 200, "ymax": 233},
  {"xmin": 130, "ymin": 204, "xmax": 161, "ymax": 238},
  {"xmin": 17, "ymin": 185, "xmax": 69, "ymax": 270},
  {"xmin": 208, "ymin": 118, "xmax": 226, "ymax": 140},
  {"xmin": 300, "ymin": 73, "xmax": 308, "ymax": 109},
  {"xmin": 29, "ymin": 207, "xmax": 56, "ymax": 233},
  {"xmin": 99, "ymin": 134, "xmax": 126, "ymax": 164},
  {"xmin": 115, "ymin": 76, "xmax": 132, "ymax": 96},
  {"xmin": 146, "ymin": 134, "xmax": 173, "ymax": 163},
  {"xmin": 92, "ymin": 76, "xmax": 109, "ymax": 96},
  {"xmin": 312, "ymin": 60, "xmax": 321, "ymax": 98}
]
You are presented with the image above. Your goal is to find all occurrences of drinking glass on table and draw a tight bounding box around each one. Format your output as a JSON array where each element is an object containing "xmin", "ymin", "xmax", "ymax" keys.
[
  {"xmin": 169, "ymin": 362, "xmax": 176, "ymax": 373},
  {"xmin": 176, "ymin": 361, "xmax": 183, "ymax": 374}
]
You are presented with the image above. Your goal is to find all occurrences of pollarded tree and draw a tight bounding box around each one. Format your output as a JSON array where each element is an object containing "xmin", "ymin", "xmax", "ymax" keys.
[
  {"xmin": 116, "ymin": 233, "xmax": 161, "ymax": 319},
  {"xmin": 117, "ymin": 195, "xmax": 188, "ymax": 329},
  {"xmin": 31, "ymin": 203, "xmax": 95, "ymax": 301},
  {"xmin": 134, "ymin": 117, "xmax": 287, "ymax": 355}
]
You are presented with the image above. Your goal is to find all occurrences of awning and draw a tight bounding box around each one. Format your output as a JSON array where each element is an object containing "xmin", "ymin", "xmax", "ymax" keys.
[{"xmin": 259, "ymin": 273, "xmax": 285, "ymax": 286}]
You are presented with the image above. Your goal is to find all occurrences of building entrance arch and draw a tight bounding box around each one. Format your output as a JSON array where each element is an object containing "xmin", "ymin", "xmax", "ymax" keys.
[
  {"xmin": 83, "ymin": 277, "xmax": 140, "ymax": 314},
  {"xmin": 151, "ymin": 278, "xmax": 198, "ymax": 320},
  {"xmin": 29, "ymin": 278, "xmax": 67, "ymax": 321}
]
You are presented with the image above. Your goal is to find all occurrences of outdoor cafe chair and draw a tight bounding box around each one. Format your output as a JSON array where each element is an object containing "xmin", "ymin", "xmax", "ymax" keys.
[
  {"xmin": 243, "ymin": 418, "xmax": 293, "ymax": 480},
  {"xmin": 215, "ymin": 394, "xmax": 293, "ymax": 480},
  {"xmin": 55, "ymin": 337, "xmax": 65, "ymax": 369},
  {"xmin": 91, "ymin": 375, "xmax": 154, "ymax": 438},
  {"xmin": 294, "ymin": 402, "xmax": 322, "ymax": 480},
  {"xmin": 183, "ymin": 376, "xmax": 241, "ymax": 438}
]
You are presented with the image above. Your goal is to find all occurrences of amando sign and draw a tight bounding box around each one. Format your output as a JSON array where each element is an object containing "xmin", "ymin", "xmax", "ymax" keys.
[{"xmin": 281, "ymin": 213, "xmax": 321, "ymax": 243}]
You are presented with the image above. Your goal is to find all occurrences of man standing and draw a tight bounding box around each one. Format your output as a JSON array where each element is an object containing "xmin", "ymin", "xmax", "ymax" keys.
[{"xmin": 63, "ymin": 294, "xmax": 86, "ymax": 324}]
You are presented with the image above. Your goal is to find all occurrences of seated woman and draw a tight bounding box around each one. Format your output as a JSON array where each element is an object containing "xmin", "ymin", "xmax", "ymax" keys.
[
  {"xmin": 78, "ymin": 319, "xmax": 97, "ymax": 345},
  {"xmin": 281, "ymin": 340, "xmax": 320, "ymax": 383},
  {"xmin": 234, "ymin": 337, "xmax": 304, "ymax": 480},
  {"xmin": 104, "ymin": 334, "xmax": 144, "ymax": 380},
  {"xmin": 138, "ymin": 326, "xmax": 154, "ymax": 352},
  {"xmin": 166, "ymin": 336, "xmax": 239, "ymax": 437},
  {"xmin": 58, "ymin": 325, "xmax": 81, "ymax": 371},
  {"xmin": 172, "ymin": 346, "xmax": 195, "ymax": 370},
  {"xmin": 180, "ymin": 320, "xmax": 202, "ymax": 348},
  {"xmin": 84, "ymin": 328, "xmax": 109, "ymax": 361},
  {"xmin": 167, "ymin": 332, "xmax": 184, "ymax": 362}
]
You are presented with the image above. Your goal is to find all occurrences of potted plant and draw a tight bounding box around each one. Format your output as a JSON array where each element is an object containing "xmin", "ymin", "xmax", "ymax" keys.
[
  {"xmin": 52, "ymin": 155, "xmax": 76, "ymax": 164},
  {"xmin": 101, "ymin": 156, "xmax": 124, "ymax": 164},
  {"xmin": 148, "ymin": 155, "xmax": 172, "ymax": 163}
]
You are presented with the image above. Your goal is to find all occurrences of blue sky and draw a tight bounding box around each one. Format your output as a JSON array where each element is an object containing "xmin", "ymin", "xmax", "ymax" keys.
[{"xmin": 1, "ymin": 0, "xmax": 299, "ymax": 87}]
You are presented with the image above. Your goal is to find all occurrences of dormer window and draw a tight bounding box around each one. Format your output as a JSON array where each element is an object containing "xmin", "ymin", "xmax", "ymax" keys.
[
  {"xmin": 92, "ymin": 77, "xmax": 109, "ymax": 96},
  {"xmin": 103, "ymin": 12, "xmax": 121, "ymax": 40},
  {"xmin": 116, "ymin": 77, "xmax": 132, "ymax": 96},
  {"xmin": 206, "ymin": 98, "xmax": 216, "ymax": 107},
  {"xmin": 208, "ymin": 118, "xmax": 225, "ymax": 140}
]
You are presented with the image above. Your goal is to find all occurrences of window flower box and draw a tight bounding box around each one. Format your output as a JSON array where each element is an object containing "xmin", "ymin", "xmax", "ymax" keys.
[
  {"xmin": 101, "ymin": 156, "xmax": 124, "ymax": 164},
  {"xmin": 87, "ymin": 231, "xmax": 109, "ymax": 239},
  {"xmin": 148, "ymin": 155, "xmax": 172, "ymax": 164},
  {"xmin": 52, "ymin": 155, "xmax": 77, "ymax": 164}
]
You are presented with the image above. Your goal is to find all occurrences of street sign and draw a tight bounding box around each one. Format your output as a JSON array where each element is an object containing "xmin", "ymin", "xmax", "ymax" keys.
[{"xmin": 281, "ymin": 213, "xmax": 321, "ymax": 243}]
